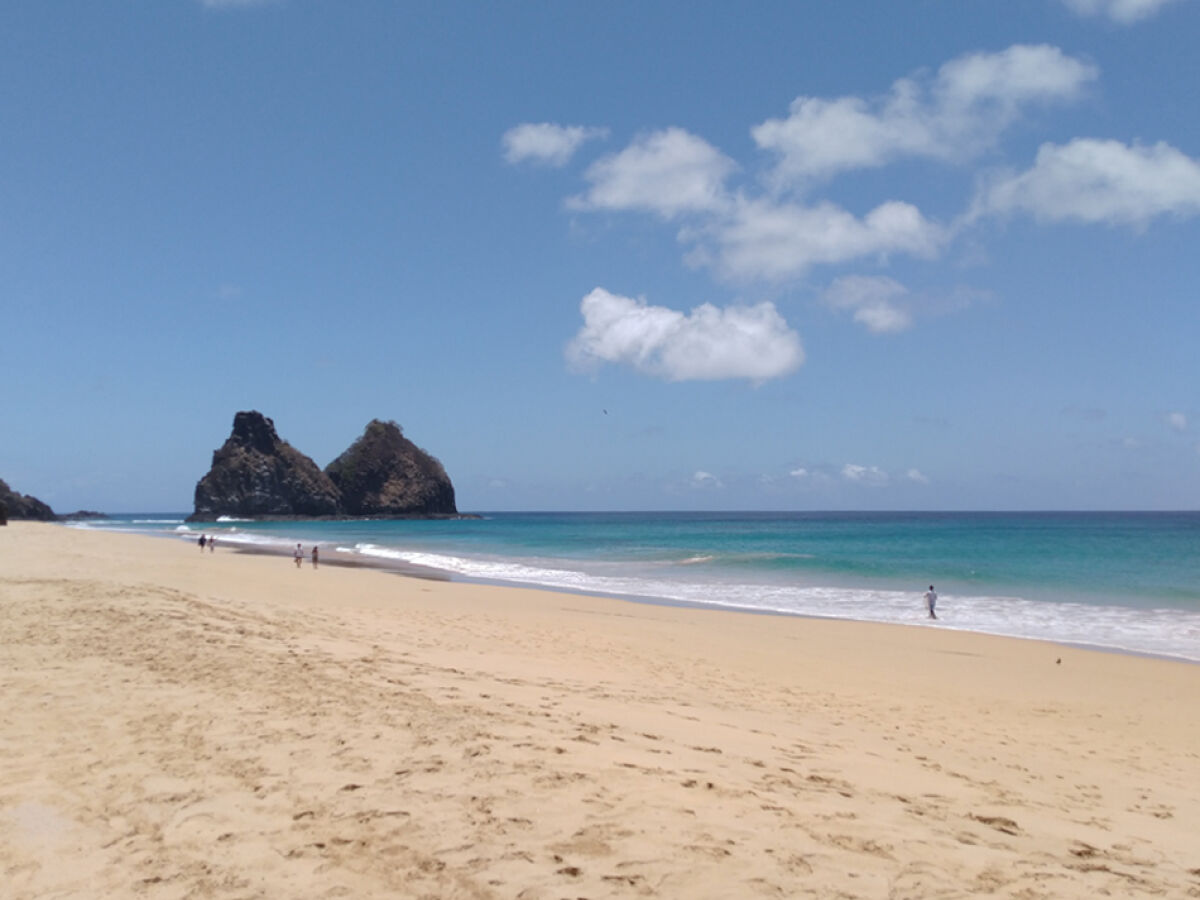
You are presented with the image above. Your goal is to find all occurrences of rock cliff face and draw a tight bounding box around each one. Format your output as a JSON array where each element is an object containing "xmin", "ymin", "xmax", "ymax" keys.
[
  {"xmin": 190, "ymin": 412, "xmax": 342, "ymax": 521},
  {"xmin": 325, "ymin": 420, "xmax": 457, "ymax": 517},
  {"xmin": 0, "ymin": 479, "xmax": 56, "ymax": 521}
]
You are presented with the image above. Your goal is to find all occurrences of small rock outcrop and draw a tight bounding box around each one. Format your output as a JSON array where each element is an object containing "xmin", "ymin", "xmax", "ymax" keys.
[
  {"xmin": 325, "ymin": 420, "xmax": 458, "ymax": 517},
  {"xmin": 189, "ymin": 412, "xmax": 342, "ymax": 521},
  {"xmin": 0, "ymin": 479, "xmax": 56, "ymax": 521}
]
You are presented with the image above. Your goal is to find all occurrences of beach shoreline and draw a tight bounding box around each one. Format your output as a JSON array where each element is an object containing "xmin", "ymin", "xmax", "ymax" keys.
[
  {"xmin": 3, "ymin": 521, "xmax": 1198, "ymax": 898},
  {"xmin": 121, "ymin": 517, "xmax": 1200, "ymax": 665}
]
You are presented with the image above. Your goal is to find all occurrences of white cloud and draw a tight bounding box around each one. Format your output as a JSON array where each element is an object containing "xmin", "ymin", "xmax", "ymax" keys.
[
  {"xmin": 976, "ymin": 139, "xmax": 1200, "ymax": 226},
  {"xmin": 572, "ymin": 128, "xmax": 736, "ymax": 218},
  {"xmin": 566, "ymin": 287, "xmax": 804, "ymax": 382},
  {"xmin": 1167, "ymin": 411, "xmax": 1188, "ymax": 432},
  {"xmin": 789, "ymin": 467, "xmax": 809, "ymax": 479},
  {"xmin": 692, "ymin": 470, "xmax": 723, "ymax": 489},
  {"xmin": 710, "ymin": 197, "xmax": 945, "ymax": 281},
  {"xmin": 502, "ymin": 123, "xmax": 607, "ymax": 167},
  {"xmin": 822, "ymin": 275, "xmax": 914, "ymax": 333},
  {"xmin": 752, "ymin": 44, "xmax": 1097, "ymax": 183},
  {"xmin": 842, "ymin": 463, "xmax": 889, "ymax": 485},
  {"xmin": 906, "ymin": 468, "xmax": 930, "ymax": 484},
  {"xmin": 1060, "ymin": 0, "xmax": 1186, "ymax": 23}
]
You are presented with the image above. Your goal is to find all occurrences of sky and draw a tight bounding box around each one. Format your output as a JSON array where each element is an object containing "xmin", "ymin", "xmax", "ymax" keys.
[{"xmin": 3, "ymin": 0, "xmax": 1199, "ymax": 513}]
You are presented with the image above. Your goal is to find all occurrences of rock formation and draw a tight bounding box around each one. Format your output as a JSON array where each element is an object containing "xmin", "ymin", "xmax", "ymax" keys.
[
  {"xmin": 189, "ymin": 411, "xmax": 342, "ymax": 521},
  {"xmin": 325, "ymin": 420, "xmax": 458, "ymax": 517},
  {"xmin": 0, "ymin": 479, "xmax": 56, "ymax": 521}
]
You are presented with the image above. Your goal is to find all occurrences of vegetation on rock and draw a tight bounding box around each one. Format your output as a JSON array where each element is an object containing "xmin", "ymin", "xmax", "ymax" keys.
[{"xmin": 325, "ymin": 419, "xmax": 457, "ymax": 517}]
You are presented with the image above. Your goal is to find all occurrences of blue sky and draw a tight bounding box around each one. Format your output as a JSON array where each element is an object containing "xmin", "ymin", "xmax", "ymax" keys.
[{"xmin": 3, "ymin": 0, "xmax": 1198, "ymax": 512}]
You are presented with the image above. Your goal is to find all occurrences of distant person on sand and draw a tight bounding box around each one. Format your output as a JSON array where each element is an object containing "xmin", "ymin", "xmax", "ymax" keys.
[
  {"xmin": 294, "ymin": 543, "xmax": 303, "ymax": 568},
  {"xmin": 199, "ymin": 534, "xmax": 207, "ymax": 552},
  {"xmin": 311, "ymin": 545, "xmax": 319, "ymax": 569},
  {"xmin": 209, "ymin": 536, "xmax": 216, "ymax": 553},
  {"xmin": 925, "ymin": 585, "xmax": 938, "ymax": 620}
]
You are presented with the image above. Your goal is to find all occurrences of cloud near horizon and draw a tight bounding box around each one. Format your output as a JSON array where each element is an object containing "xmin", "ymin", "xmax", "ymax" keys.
[
  {"xmin": 566, "ymin": 287, "xmax": 804, "ymax": 382},
  {"xmin": 841, "ymin": 463, "xmax": 890, "ymax": 486}
]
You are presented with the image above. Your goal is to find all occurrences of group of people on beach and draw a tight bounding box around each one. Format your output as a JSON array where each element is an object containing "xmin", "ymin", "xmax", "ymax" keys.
[
  {"xmin": 294, "ymin": 543, "xmax": 318, "ymax": 569},
  {"xmin": 197, "ymin": 533, "xmax": 321, "ymax": 571}
]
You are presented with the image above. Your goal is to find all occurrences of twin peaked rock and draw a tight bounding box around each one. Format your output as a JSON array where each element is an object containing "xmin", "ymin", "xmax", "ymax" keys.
[{"xmin": 189, "ymin": 411, "xmax": 458, "ymax": 521}]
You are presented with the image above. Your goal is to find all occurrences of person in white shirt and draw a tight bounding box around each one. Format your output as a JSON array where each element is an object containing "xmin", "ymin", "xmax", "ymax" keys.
[{"xmin": 924, "ymin": 585, "xmax": 938, "ymax": 620}]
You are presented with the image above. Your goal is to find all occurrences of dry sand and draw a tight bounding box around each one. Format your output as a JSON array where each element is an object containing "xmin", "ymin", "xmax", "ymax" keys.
[{"xmin": 2, "ymin": 521, "xmax": 1198, "ymax": 898}]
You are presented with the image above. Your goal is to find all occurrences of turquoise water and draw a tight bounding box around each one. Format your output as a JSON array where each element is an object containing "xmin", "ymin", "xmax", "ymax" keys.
[{"xmin": 77, "ymin": 511, "xmax": 1200, "ymax": 661}]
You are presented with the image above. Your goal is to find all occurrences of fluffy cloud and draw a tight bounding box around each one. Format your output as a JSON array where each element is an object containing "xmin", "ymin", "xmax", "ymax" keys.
[
  {"xmin": 710, "ymin": 198, "xmax": 944, "ymax": 281},
  {"xmin": 1167, "ymin": 412, "xmax": 1188, "ymax": 431},
  {"xmin": 566, "ymin": 287, "xmax": 803, "ymax": 382},
  {"xmin": 516, "ymin": 44, "xmax": 1111, "ymax": 284},
  {"xmin": 502, "ymin": 123, "xmax": 607, "ymax": 167},
  {"xmin": 752, "ymin": 45, "xmax": 1097, "ymax": 183},
  {"xmin": 975, "ymin": 139, "xmax": 1200, "ymax": 226},
  {"xmin": 692, "ymin": 471, "xmax": 723, "ymax": 489},
  {"xmin": 906, "ymin": 468, "xmax": 930, "ymax": 484},
  {"xmin": 842, "ymin": 464, "xmax": 889, "ymax": 485},
  {"xmin": 572, "ymin": 128, "xmax": 736, "ymax": 218},
  {"xmin": 1060, "ymin": 0, "xmax": 1186, "ymax": 23},
  {"xmin": 822, "ymin": 275, "xmax": 913, "ymax": 333}
]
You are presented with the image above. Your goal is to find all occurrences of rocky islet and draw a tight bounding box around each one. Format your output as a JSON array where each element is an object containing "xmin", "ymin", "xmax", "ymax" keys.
[{"xmin": 189, "ymin": 411, "xmax": 459, "ymax": 521}]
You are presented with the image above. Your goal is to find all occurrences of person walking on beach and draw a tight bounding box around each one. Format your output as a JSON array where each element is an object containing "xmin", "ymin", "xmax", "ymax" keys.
[
  {"xmin": 199, "ymin": 534, "xmax": 207, "ymax": 552},
  {"xmin": 294, "ymin": 543, "xmax": 303, "ymax": 568},
  {"xmin": 924, "ymin": 585, "xmax": 938, "ymax": 620},
  {"xmin": 311, "ymin": 545, "xmax": 319, "ymax": 569}
]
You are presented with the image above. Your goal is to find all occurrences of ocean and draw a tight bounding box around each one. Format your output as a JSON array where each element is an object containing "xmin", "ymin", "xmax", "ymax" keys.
[{"xmin": 73, "ymin": 511, "xmax": 1200, "ymax": 663}]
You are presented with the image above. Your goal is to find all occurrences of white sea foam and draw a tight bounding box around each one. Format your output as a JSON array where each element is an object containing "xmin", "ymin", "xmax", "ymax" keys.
[
  {"xmin": 71, "ymin": 518, "xmax": 1200, "ymax": 664},
  {"xmin": 216, "ymin": 515, "xmax": 254, "ymax": 523},
  {"xmin": 341, "ymin": 543, "xmax": 1200, "ymax": 662}
]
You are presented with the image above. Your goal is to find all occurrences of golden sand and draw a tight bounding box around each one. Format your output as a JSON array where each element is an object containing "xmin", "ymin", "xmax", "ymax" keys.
[{"xmin": 2, "ymin": 522, "xmax": 1198, "ymax": 898}]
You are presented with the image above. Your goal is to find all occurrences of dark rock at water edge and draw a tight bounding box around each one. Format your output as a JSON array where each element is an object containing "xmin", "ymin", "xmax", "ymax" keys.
[
  {"xmin": 0, "ymin": 478, "xmax": 56, "ymax": 521},
  {"xmin": 325, "ymin": 419, "xmax": 457, "ymax": 517},
  {"xmin": 189, "ymin": 411, "xmax": 342, "ymax": 521},
  {"xmin": 57, "ymin": 510, "xmax": 107, "ymax": 521}
]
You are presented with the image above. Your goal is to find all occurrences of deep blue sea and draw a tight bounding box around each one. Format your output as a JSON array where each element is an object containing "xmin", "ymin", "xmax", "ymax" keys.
[{"xmin": 74, "ymin": 511, "xmax": 1200, "ymax": 662}]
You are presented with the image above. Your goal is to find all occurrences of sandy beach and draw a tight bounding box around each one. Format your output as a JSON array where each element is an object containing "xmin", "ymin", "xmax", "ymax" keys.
[{"xmin": 2, "ymin": 522, "xmax": 1198, "ymax": 898}]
